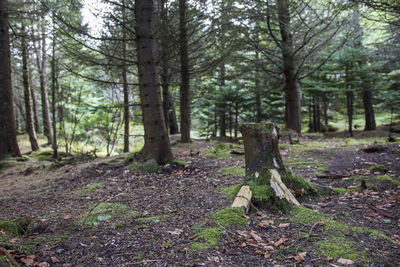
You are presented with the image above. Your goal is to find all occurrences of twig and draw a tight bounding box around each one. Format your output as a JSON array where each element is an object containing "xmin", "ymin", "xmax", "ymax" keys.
[
  {"xmin": 80, "ymin": 201, "xmax": 102, "ymax": 226},
  {"xmin": 0, "ymin": 247, "xmax": 21, "ymax": 267},
  {"xmin": 299, "ymin": 222, "xmax": 321, "ymax": 240}
]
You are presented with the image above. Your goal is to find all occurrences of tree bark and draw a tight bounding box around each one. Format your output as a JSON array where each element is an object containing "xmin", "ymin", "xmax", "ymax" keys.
[
  {"xmin": 51, "ymin": 24, "xmax": 57, "ymax": 159},
  {"xmin": 179, "ymin": 0, "xmax": 191, "ymax": 142},
  {"xmin": 21, "ymin": 23, "xmax": 39, "ymax": 151},
  {"xmin": 277, "ymin": 0, "xmax": 301, "ymax": 133},
  {"xmin": 345, "ymin": 64, "xmax": 353, "ymax": 137},
  {"xmin": 0, "ymin": 0, "xmax": 21, "ymax": 159},
  {"xmin": 30, "ymin": 78, "xmax": 41, "ymax": 134},
  {"xmin": 160, "ymin": 0, "xmax": 170, "ymax": 133},
  {"xmin": 352, "ymin": 8, "xmax": 376, "ymax": 131},
  {"xmin": 37, "ymin": 22, "xmax": 53, "ymax": 145},
  {"xmin": 135, "ymin": 0, "xmax": 173, "ymax": 164},
  {"xmin": 168, "ymin": 90, "xmax": 179, "ymax": 134},
  {"xmin": 122, "ymin": 0, "xmax": 129, "ymax": 153},
  {"xmin": 219, "ymin": 63, "xmax": 226, "ymax": 137},
  {"xmin": 254, "ymin": 33, "xmax": 262, "ymax": 122}
]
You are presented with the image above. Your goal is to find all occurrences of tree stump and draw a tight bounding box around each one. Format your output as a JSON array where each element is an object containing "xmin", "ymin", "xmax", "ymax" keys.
[{"xmin": 240, "ymin": 122, "xmax": 316, "ymax": 210}]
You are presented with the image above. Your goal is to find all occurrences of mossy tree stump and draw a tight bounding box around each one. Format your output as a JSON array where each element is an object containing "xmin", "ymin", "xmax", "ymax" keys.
[{"xmin": 240, "ymin": 122, "xmax": 317, "ymax": 210}]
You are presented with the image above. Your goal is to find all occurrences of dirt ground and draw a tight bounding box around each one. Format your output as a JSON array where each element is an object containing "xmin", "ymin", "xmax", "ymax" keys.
[{"xmin": 0, "ymin": 134, "xmax": 399, "ymax": 266}]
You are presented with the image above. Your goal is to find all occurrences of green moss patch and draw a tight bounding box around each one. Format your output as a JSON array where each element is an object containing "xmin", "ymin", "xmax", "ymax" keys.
[
  {"xmin": 0, "ymin": 159, "xmax": 18, "ymax": 171},
  {"xmin": 292, "ymin": 206, "xmax": 390, "ymax": 261},
  {"xmin": 171, "ymin": 159, "xmax": 188, "ymax": 166},
  {"xmin": 75, "ymin": 182, "xmax": 104, "ymax": 196},
  {"xmin": 395, "ymin": 150, "xmax": 400, "ymax": 157},
  {"xmin": 205, "ymin": 142, "xmax": 242, "ymax": 159},
  {"xmin": 317, "ymin": 236, "xmax": 367, "ymax": 261},
  {"xmin": 332, "ymin": 187, "xmax": 352, "ymax": 195},
  {"xmin": 220, "ymin": 184, "xmax": 242, "ymax": 200},
  {"xmin": 368, "ymin": 165, "xmax": 387, "ymax": 173},
  {"xmin": 127, "ymin": 159, "xmax": 160, "ymax": 173},
  {"xmin": 0, "ymin": 217, "xmax": 32, "ymax": 236},
  {"xmin": 191, "ymin": 227, "xmax": 221, "ymax": 250},
  {"xmin": 221, "ymin": 166, "xmax": 245, "ymax": 176},
  {"xmin": 376, "ymin": 175, "xmax": 400, "ymax": 185},
  {"xmin": 79, "ymin": 202, "xmax": 138, "ymax": 227},
  {"xmin": 211, "ymin": 207, "xmax": 247, "ymax": 227}
]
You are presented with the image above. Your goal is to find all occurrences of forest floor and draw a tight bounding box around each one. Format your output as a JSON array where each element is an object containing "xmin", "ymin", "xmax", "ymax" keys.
[{"xmin": 1, "ymin": 130, "xmax": 400, "ymax": 267}]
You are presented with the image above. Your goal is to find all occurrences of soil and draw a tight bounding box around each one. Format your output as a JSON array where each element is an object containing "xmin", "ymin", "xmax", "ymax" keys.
[{"xmin": 0, "ymin": 135, "xmax": 399, "ymax": 267}]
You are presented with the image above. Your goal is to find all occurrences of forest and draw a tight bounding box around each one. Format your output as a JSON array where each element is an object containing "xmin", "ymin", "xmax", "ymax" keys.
[{"xmin": 0, "ymin": 0, "xmax": 399, "ymax": 266}]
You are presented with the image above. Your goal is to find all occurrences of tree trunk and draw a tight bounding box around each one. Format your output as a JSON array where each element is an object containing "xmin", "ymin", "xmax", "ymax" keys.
[
  {"xmin": 255, "ymin": 36, "xmax": 262, "ymax": 122},
  {"xmin": 277, "ymin": 0, "xmax": 301, "ymax": 133},
  {"xmin": 352, "ymin": 8, "xmax": 376, "ymax": 131},
  {"xmin": 51, "ymin": 24, "xmax": 58, "ymax": 159},
  {"xmin": 323, "ymin": 94, "xmax": 328, "ymax": 125},
  {"xmin": 38, "ymin": 22, "xmax": 53, "ymax": 145},
  {"xmin": 122, "ymin": 0, "xmax": 129, "ymax": 153},
  {"xmin": 21, "ymin": 23, "xmax": 39, "ymax": 151},
  {"xmin": 160, "ymin": 0, "xmax": 170, "ymax": 133},
  {"xmin": 30, "ymin": 80, "xmax": 41, "ymax": 134},
  {"xmin": 0, "ymin": 0, "xmax": 21, "ymax": 159},
  {"xmin": 219, "ymin": 63, "xmax": 226, "ymax": 137},
  {"xmin": 135, "ymin": 0, "xmax": 173, "ymax": 164},
  {"xmin": 179, "ymin": 0, "xmax": 191, "ymax": 142},
  {"xmin": 240, "ymin": 122, "xmax": 315, "ymax": 210},
  {"xmin": 345, "ymin": 65, "xmax": 353, "ymax": 137},
  {"xmin": 168, "ymin": 90, "xmax": 179, "ymax": 134}
]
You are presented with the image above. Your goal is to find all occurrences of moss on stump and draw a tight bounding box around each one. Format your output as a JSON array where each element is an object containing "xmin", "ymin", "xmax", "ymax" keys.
[{"xmin": 240, "ymin": 122, "xmax": 317, "ymax": 211}]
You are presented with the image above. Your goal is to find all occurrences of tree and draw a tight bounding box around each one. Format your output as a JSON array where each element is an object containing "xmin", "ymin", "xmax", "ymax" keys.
[
  {"xmin": 135, "ymin": 0, "xmax": 173, "ymax": 163},
  {"xmin": 0, "ymin": 0, "xmax": 21, "ymax": 160},
  {"xmin": 179, "ymin": 0, "xmax": 191, "ymax": 142},
  {"xmin": 21, "ymin": 22, "xmax": 39, "ymax": 151}
]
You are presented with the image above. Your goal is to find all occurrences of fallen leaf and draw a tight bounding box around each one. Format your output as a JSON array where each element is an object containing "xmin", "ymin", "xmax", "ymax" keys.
[
  {"xmin": 167, "ymin": 228, "xmax": 183, "ymax": 235},
  {"xmin": 317, "ymin": 221, "xmax": 325, "ymax": 226},
  {"xmin": 0, "ymin": 230, "xmax": 5, "ymax": 235},
  {"xmin": 327, "ymin": 257, "xmax": 334, "ymax": 261},
  {"xmin": 250, "ymin": 230, "xmax": 263, "ymax": 242},
  {"xmin": 258, "ymin": 220, "xmax": 274, "ymax": 228},
  {"xmin": 20, "ymin": 255, "xmax": 35, "ymax": 265},
  {"xmin": 295, "ymin": 252, "xmax": 307, "ymax": 261},
  {"xmin": 51, "ymin": 256, "xmax": 61, "ymax": 263},
  {"xmin": 9, "ymin": 238, "xmax": 20, "ymax": 243},
  {"xmin": 274, "ymin": 237, "xmax": 288, "ymax": 247},
  {"xmin": 38, "ymin": 262, "xmax": 50, "ymax": 267},
  {"xmin": 63, "ymin": 214, "xmax": 72, "ymax": 220},
  {"xmin": 278, "ymin": 223, "xmax": 290, "ymax": 228},
  {"xmin": 337, "ymin": 258, "xmax": 354, "ymax": 265}
]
